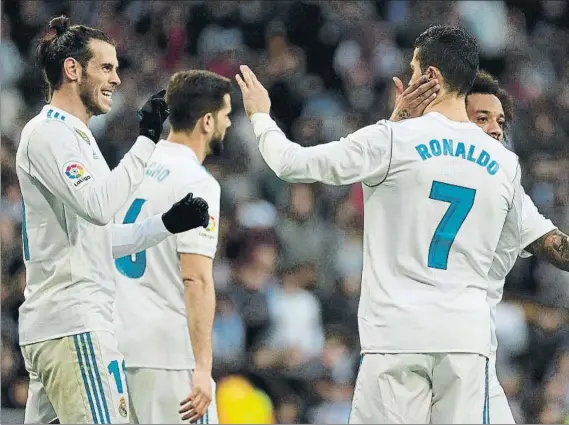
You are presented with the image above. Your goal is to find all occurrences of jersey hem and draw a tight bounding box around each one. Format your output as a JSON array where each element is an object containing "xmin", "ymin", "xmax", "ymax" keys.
[
  {"xmin": 19, "ymin": 327, "xmax": 114, "ymax": 346},
  {"xmin": 123, "ymin": 363, "xmax": 195, "ymax": 371},
  {"xmin": 360, "ymin": 349, "xmax": 490, "ymax": 358}
]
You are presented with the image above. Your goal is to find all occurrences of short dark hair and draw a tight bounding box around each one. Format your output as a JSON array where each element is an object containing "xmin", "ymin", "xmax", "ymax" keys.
[
  {"xmin": 166, "ymin": 70, "xmax": 232, "ymax": 132},
  {"xmin": 466, "ymin": 70, "xmax": 515, "ymax": 125},
  {"xmin": 36, "ymin": 15, "xmax": 115, "ymax": 99},
  {"xmin": 414, "ymin": 25, "xmax": 479, "ymax": 96}
]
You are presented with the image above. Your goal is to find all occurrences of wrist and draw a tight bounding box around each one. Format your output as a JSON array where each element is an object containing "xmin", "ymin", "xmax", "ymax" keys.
[
  {"xmin": 194, "ymin": 362, "xmax": 212, "ymax": 373},
  {"xmin": 139, "ymin": 128, "xmax": 159, "ymax": 143},
  {"xmin": 161, "ymin": 212, "xmax": 173, "ymax": 233}
]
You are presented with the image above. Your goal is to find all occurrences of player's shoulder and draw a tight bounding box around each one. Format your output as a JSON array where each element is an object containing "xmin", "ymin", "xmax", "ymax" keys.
[
  {"xmin": 24, "ymin": 110, "xmax": 75, "ymax": 145},
  {"xmin": 374, "ymin": 115, "xmax": 441, "ymax": 141},
  {"xmin": 17, "ymin": 109, "xmax": 74, "ymax": 160},
  {"xmin": 177, "ymin": 159, "xmax": 220, "ymax": 193},
  {"xmin": 477, "ymin": 132, "xmax": 520, "ymax": 180},
  {"xmin": 194, "ymin": 165, "xmax": 221, "ymax": 192},
  {"xmin": 379, "ymin": 114, "xmax": 435, "ymax": 130}
]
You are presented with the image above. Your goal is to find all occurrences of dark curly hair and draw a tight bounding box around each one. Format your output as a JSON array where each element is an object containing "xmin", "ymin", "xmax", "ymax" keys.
[{"xmin": 466, "ymin": 70, "xmax": 515, "ymax": 126}]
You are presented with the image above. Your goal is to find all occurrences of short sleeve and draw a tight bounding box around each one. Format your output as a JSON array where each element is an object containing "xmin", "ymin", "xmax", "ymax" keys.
[{"xmin": 175, "ymin": 176, "xmax": 221, "ymax": 258}]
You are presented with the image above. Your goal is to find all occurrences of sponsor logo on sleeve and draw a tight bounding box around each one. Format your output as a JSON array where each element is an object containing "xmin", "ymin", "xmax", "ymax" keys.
[
  {"xmin": 198, "ymin": 215, "xmax": 217, "ymax": 240},
  {"xmin": 206, "ymin": 215, "xmax": 216, "ymax": 232},
  {"xmin": 62, "ymin": 161, "xmax": 92, "ymax": 188}
]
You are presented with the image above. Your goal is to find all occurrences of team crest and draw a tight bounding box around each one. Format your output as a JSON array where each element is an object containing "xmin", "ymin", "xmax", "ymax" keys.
[
  {"xmin": 74, "ymin": 128, "xmax": 100, "ymax": 159},
  {"xmin": 118, "ymin": 397, "xmax": 128, "ymax": 418},
  {"xmin": 74, "ymin": 128, "xmax": 90, "ymax": 145}
]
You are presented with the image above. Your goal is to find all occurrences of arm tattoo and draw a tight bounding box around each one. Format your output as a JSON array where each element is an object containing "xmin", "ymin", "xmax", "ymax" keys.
[
  {"xmin": 397, "ymin": 109, "xmax": 410, "ymax": 120},
  {"xmin": 525, "ymin": 229, "xmax": 569, "ymax": 272}
]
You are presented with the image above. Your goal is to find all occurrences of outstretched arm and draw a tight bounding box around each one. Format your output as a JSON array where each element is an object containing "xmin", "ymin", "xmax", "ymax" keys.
[
  {"xmin": 236, "ymin": 65, "xmax": 392, "ymax": 186},
  {"xmin": 111, "ymin": 215, "xmax": 171, "ymax": 258}
]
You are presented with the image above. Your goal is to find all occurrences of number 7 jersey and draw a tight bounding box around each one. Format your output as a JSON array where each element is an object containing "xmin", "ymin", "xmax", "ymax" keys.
[
  {"xmin": 359, "ymin": 113, "xmax": 521, "ymax": 357},
  {"xmin": 252, "ymin": 111, "xmax": 523, "ymax": 357}
]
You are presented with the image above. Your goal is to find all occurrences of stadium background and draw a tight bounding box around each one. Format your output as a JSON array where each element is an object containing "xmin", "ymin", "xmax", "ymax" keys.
[{"xmin": 1, "ymin": 0, "xmax": 568, "ymax": 423}]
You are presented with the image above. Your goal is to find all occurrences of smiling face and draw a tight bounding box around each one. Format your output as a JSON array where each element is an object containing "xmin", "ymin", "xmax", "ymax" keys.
[
  {"xmin": 466, "ymin": 93, "xmax": 505, "ymax": 142},
  {"xmin": 78, "ymin": 39, "xmax": 121, "ymax": 116}
]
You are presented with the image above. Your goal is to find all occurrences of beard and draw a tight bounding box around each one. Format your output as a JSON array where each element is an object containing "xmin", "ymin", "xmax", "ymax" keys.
[
  {"xmin": 79, "ymin": 76, "xmax": 106, "ymax": 117},
  {"xmin": 210, "ymin": 137, "xmax": 224, "ymax": 156},
  {"xmin": 209, "ymin": 139, "xmax": 223, "ymax": 156}
]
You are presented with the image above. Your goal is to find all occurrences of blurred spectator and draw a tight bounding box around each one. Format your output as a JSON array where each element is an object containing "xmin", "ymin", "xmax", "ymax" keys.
[
  {"xmin": 255, "ymin": 263, "xmax": 325, "ymax": 371},
  {"xmin": 213, "ymin": 292, "xmax": 246, "ymax": 374}
]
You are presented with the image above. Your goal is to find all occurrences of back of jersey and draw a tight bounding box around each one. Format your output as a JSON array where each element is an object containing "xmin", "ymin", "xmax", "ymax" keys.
[
  {"xmin": 114, "ymin": 140, "xmax": 220, "ymax": 370},
  {"xmin": 359, "ymin": 112, "xmax": 519, "ymax": 357}
]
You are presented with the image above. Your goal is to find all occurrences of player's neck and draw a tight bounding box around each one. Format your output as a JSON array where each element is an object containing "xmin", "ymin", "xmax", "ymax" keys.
[
  {"xmin": 166, "ymin": 131, "xmax": 206, "ymax": 164},
  {"xmin": 50, "ymin": 88, "xmax": 91, "ymax": 126},
  {"xmin": 423, "ymin": 92, "xmax": 470, "ymax": 123}
]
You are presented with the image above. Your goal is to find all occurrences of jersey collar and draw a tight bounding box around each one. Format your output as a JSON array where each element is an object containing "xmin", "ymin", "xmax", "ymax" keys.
[
  {"xmin": 158, "ymin": 139, "xmax": 201, "ymax": 164},
  {"xmin": 41, "ymin": 105, "xmax": 92, "ymax": 135},
  {"xmin": 425, "ymin": 111, "xmax": 479, "ymax": 129}
]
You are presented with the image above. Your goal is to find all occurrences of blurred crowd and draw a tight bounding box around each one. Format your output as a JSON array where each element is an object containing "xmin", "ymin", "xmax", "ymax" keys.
[{"xmin": 2, "ymin": 0, "xmax": 569, "ymax": 423}]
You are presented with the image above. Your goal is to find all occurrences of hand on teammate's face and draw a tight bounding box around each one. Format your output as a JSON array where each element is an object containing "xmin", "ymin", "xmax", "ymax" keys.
[
  {"xmin": 389, "ymin": 75, "xmax": 440, "ymax": 122},
  {"xmin": 235, "ymin": 65, "xmax": 271, "ymax": 118},
  {"xmin": 179, "ymin": 368, "xmax": 212, "ymax": 423}
]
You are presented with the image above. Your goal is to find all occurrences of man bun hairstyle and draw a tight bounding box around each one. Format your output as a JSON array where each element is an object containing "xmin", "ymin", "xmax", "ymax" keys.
[
  {"xmin": 49, "ymin": 15, "xmax": 70, "ymax": 36},
  {"xmin": 36, "ymin": 15, "xmax": 116, "ymax": 100}
]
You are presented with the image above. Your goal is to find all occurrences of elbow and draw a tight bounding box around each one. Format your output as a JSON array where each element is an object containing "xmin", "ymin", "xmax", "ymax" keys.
[
  {"xmin": 272, "ymin": 163, "xmax": 298, "ymax": 182},
  {"xmin": 273, "ymin": 165, "xmax": 288, "ymax": 180},
  {"xmin": 183, "ymin": 273, "xmax": 208, "ymax": 288},
  {"xmin": 87, "ymin": 211, "xmax": 113, "ymax": 226}
]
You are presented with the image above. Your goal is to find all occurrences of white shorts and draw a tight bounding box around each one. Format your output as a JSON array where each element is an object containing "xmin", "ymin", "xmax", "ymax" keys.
[
  {"xmin": 488, "ymin": 361, "xmax": 515, "ymax": 424},
  {"xmin": 21, "ymin": 331, "xmax": 130, "ymax": 424},
  {"xmin": 349, "ymin": 353, "xmax": 490, "ymax": 424},
  {"xmin": 126, "ymin": 367, "xmax": 219, "ymax": 424}
]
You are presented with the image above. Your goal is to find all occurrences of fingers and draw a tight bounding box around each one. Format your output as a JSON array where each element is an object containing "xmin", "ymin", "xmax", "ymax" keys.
[
  {"xmin": 179, "ymin": 394, "xmax": 211, "ymax": 422},
  {"xmin": 240, "ymin": 65, "xmax": 255, "ymax": 88},
  {"xmin": 417, "ymin": 89, "xmax": 438, "ymax": 110},
  {"xmin": 235, "ymin": 73, "xmax": 248, "ymax": 94},
  {"xmin": 401, "ymin": 75, "xmax": 427, "ymax": 96},
  {"xmin": 152, "ymin": 88, "xmax": 167, "ymax": 99},
  {"xmin": 236, "ymin": 65, "xmax": 264, "ymax": 91},
  {"xmin": 180, "ymin": 192, "xmax": 194, "ymax": 203},
  {"xmin": 409, "ymin": 79, "xmax": 439, "ymax": 108},
  {"xmin": 151, "ymin": 97, "xmax": 167, "ymax": 111},
  {"xmin": 392, "ymin": 76, "xmax": 404, "ymax": 97},
  {"xmin": 244, "ymin": 65, "xmax": 261, "ymax": 85}
]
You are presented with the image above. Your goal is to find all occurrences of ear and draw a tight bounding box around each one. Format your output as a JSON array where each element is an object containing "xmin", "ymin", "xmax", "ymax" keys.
[
  {"xmin": 425, "ymin": 66, "xmax": 439, "ymax": 81},
  {"xmin": 63, "ymin": 57, "xmax": 81, "ymax": 82},
  {"xmin": 202, "ymin": 113, "xmax": 214, "ymax": 133}
]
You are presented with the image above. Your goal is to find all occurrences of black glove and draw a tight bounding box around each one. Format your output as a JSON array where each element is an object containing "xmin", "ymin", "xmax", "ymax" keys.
[
  {"xmin": 137, "ymin": 89, "xmax": 169, "ymax": 143},
  {"xmin": 162, "ymin": 193, "xmax": 210, "ymax": 234}
]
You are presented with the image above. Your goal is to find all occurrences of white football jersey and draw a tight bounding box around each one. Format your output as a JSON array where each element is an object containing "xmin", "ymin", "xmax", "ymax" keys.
[
  {"xmin": 114, "ymin": 140, "xmax": 221, "ymax": 370},
  {"xmin": 252, "ymin": 111, "xmax": 525, "ymax": 356},
  {"xmin": 16, "ymin": 105, "xmax": 155, "ymax": 345},
  {"xmin": 488, "ymin": 191, "xmax": 556, "ymax": 357}
]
